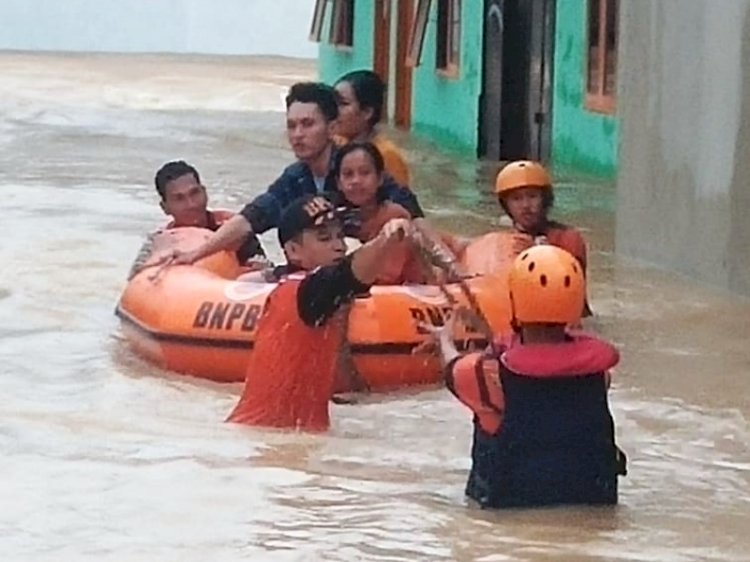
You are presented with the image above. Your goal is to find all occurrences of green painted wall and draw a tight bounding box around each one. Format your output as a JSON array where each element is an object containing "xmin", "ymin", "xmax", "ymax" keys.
[
  {"xmin": 411, "ymin": 3, "xmax": 483, "ymax": 154},
  {"xmin": 317, "ymin": 0, "xmax": 375, "ymax": 85},
  {"xmin": 551, "ymin": 1, "xmax": 620, "ymax": 177}
]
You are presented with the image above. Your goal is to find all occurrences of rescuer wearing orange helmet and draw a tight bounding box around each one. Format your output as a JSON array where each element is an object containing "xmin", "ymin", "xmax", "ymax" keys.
[
  {"xmin": 425, "ymin": 245, "xmax": 626, "ymax": 508},
  {"xmin": 494, "ymin": 159, "xmax": 592, "ymax": 314}
]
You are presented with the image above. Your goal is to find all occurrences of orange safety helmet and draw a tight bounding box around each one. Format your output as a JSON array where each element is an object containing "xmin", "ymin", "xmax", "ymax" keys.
[
  {"xmin": 495, "ymin": 160, "xmax": 552, "ymax": 195},
  {"xmin": 508, "ymin": 245, "xmax": 584, "ymax": 324}
]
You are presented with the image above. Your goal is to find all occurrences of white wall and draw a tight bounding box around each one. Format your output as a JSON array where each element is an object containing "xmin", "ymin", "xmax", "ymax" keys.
[{"xmin": 0, "ymin": 0, "xmax": 317, "ymax": 58}]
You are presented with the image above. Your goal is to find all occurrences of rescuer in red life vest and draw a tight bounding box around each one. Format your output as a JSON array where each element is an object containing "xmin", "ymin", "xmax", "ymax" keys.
[
  {"xmin": 226, "ymin": 194, "xmax": 420, "ymax": 432},
  {"xmin": 425, "ymin": 244, "xmax": 627, "ymax": 508}
]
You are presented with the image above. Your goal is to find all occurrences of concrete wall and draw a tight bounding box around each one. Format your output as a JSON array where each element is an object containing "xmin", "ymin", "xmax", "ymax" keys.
[
  {"xmin": 616, "ymin": 0, "xmax": 750, "ymax": 296},
  {"xmin": 551, "ymin": 0, "xmax": 619, "ymax": 177},
  {"xmin": 0, "ymin": 0, "xmax": 317, "ymax": 58},
  {"xmin": 411, "ymin": 2, "xmax": 483, "ymax": 154}
]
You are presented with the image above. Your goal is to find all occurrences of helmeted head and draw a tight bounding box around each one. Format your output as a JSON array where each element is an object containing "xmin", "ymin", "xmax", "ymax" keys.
[
  {"xmin": 494, "ymin": 160, "xmax": 554, "ymax": 233},
  {"xmin": 508, "ymin": 245, "xmax": 584, "ymax": 325},
  {"xmin": 154, "ymin": 160, "xmax": 209, "ymax": 228},
  {"xmin": 285, "ymin": 82, "xmax": 339, "ymax": 163},
  {"xmin": 277, "ymin": 195, "xmax": 346, "ymax": 270}
]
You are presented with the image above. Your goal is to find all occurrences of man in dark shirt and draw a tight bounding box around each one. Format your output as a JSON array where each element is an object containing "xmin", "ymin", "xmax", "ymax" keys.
[
  {"xmin": 226, "ymin": 194, "xmax": 418, "ymax": 431},
  {"xmin": 170, "ymin": 82, "xmax": 422, "ymax": 266}
]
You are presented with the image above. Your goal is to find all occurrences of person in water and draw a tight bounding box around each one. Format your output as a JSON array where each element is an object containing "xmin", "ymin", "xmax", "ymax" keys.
[
  {"xmin": 155, "ymin": 160, "xmax": 263, "ymax": 262},
  {"xmin": 334, "ymin": 141, "xmax": 433, "ymax": 285},
  {"xmin": 494, "ymin": 160, "xmax": 588, "ymax": 265},
  {"xmin": 333, "ymin": 69, "xmax": 411, "ymax": 188},
  {"xmin": 426, "ymin": 245, "xmax": 627, "ymax": 508},
  {"xmin": 226, "ymin": 194, "xmax": 420, "ymax": 431},
  {"xmin": 168, "ymin": 82, "xmax": 422, "ymax": 266}
]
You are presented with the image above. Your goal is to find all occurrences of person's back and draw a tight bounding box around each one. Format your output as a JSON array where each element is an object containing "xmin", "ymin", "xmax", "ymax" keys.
[
  {"xmin": 465, "ymin": 332, "xmax": 623, "ymax": 508},
  {"xmin": 431, "ymin": 245, "xmax": 626, "ymax": 508}
]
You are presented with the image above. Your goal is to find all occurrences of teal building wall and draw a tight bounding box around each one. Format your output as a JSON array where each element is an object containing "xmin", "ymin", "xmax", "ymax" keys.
[
  {"xmin": 551, "ymin": 1, "xmax": 620, "ymax": 177},
  {"xmin": 410, "ymin": 2, "xmax": 483, "ymax": 154},
  {"xmin": 317, "ymin": 0, "xmax": 374, "ymax": 85}
]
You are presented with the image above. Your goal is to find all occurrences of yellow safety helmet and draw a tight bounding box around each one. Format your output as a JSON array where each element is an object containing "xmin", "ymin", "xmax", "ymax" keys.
[
  {"xmin": 508, "ymin": 245, "xmax": 584, "ymax": 324},
  {"xmin": 495, "ymin": 160, "xmax": 552, "ymax": 195}
]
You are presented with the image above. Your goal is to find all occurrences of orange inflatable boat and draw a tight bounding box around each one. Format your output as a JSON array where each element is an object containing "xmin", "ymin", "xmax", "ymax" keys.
[{"xmin": 116, "ymin": 228, "xmax": 513, "ymax": 391}]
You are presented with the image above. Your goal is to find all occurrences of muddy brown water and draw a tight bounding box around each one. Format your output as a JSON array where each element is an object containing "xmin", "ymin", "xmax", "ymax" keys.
[{"xmin": 0, "ymin": 53, "xmax": 748, "ymax": 562}]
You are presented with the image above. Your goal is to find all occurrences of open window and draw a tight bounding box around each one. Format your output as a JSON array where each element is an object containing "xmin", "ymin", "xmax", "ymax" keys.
[
  {"xmin": 330, "ymin": 0, "xmax": 354, "ymax": 47},
  {"xmin": 435, "ymin": 0, "xmax": 461, "ymax": 76},
  {"xmin": 309, "ymin": 0, "xmax": 354, "ymax": 48},
  {"xmin": 406, "ymin": 0, "xmax": 432, "ymax": 67},
  {"xmin": 585, "ymin": 0, "xmax": 618, "ymax": 113}
]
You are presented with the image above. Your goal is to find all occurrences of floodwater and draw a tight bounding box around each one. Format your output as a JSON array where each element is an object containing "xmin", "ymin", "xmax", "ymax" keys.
[{"xmin": 1, "ymin": 53, "xmax": 749, "ymax": 562}]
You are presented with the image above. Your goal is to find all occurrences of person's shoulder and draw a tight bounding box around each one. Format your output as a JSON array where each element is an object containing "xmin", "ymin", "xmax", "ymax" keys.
[
  {"xmin": 373, "ymin": 134, "xmax": 399, "ymax": 151},
  {"xmin": 547, "ymin": 220, "xmax": 584, "ymax": 238},
  {"xmin": 284, "ymin": 160, "xmax": 307, "ymax": 174},
  {"xmin": 277, "ymin": 160, "xmax": 308, "ymax": 181},
  {"xmin": 380, "ymin": 200, "xmax": 410, "ymax": 218},
  {"xmin": 208, "ymin": 209, "xmax": 235, "ymax": 223}
]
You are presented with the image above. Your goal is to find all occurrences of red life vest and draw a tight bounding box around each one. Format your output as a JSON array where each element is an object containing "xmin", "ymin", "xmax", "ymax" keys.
[{"xmin": 226, "ymin": 274, "xmax": 346, "ymax": 432}]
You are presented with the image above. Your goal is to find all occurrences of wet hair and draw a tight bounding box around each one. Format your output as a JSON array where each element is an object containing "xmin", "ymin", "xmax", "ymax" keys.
[
  {"xmin": 285, "ymin": 82, "xmax": 339, "ymax": 123},
  {"xmin": 497, "ymin": 190, "xmax": 555, "ymax": 216},
  {"xmin": 333, "ymin": 142, "xmax": 387, "ymax": 205},
  {"xmin": 154, "ymin": 160, "xmax": 200, "ymax": 199},
  {"xmin": 333, "ymin": 141, "xmax": 385, "ymax": 178},
  {"xmin": 335, "ymin": 70, "xmax": 385, "ymax": 128}
]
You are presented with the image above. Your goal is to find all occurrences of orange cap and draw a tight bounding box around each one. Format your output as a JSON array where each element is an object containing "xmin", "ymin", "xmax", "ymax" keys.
[
  {"xmin": 495, "ymin": 160, "xmax": 552, "ymax": 195},
  {"xmin": 508, "ymin": 245, "xmax": 584, "ymax": 324}
]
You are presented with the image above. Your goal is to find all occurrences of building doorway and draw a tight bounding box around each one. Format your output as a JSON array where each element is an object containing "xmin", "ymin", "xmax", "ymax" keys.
[{"xmin": 479, "ymin": 0, "xmax": 556, "ymax": 162}]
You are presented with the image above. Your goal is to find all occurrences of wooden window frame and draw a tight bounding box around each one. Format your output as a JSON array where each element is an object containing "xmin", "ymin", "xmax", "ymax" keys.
[
  {"xmin": 585, "ymin": 0, "xmax": 618, "ymax": 114},
  {"xmin": 309, "ymin": 0, "xmax": 329, "ymax": 42},
  {"xmin": 406, "ymin": 0, "xmax": 432, "ymax": 67},
  {"xmin": 435, "ymin": 0, "xmax": 461, "ymax": 78},
  {"xmin": 329, "ymin": 0, "xmax": 355, "ymax": 49},
  {"xmin": 309, "ymin": 0, "xmax": 354, "ymax": 50}
]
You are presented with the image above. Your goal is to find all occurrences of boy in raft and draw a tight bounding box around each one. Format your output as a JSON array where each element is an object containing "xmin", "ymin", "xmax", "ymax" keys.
[
  {"xmin": 226, "ymin": 194, "xmax": 422, "ymax": 431},
  {"xmin": 333, "ymin": 141, "xmax": 455, "ymax": 284},
  {"xmin": 426, "ymin": 245, "xmax": 627, "ymax": 508},
  {"xmin": 167, "ymin": 82, "xmax": 423, "ymax": 266}
]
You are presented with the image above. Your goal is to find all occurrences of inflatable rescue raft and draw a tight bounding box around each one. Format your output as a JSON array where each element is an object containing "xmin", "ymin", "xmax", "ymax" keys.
[{"xmin": 116, "ymin": 228, "xmax": 513, "ymax": 391}]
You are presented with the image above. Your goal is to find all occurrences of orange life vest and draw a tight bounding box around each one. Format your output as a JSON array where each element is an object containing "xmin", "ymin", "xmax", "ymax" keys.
[{"xmin": 226, "ymin": 274, "xmax": 346, "ymax": 431}]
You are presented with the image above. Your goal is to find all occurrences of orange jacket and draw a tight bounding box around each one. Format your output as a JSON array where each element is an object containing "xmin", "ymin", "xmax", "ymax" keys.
[
  {"xmin": 373, "ymin": 135, "xmax": 411, "ymax": 188},
  {"xmin": 357, "ymin": 201, "xmax": 427, "ymax": 285},
  {"xmin": 226, "ymin": 275, "xmax": 346, "ymax": 431}
]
